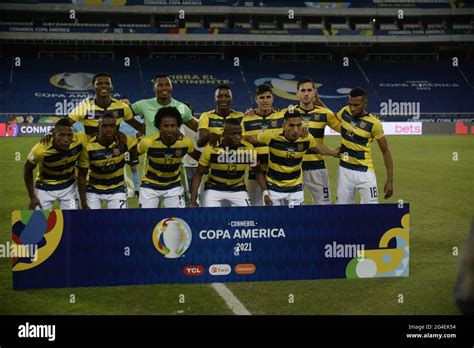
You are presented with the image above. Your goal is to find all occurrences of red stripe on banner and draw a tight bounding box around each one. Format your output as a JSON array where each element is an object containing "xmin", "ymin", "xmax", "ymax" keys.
[
  {"xmin": 455, "ymin": 121, "xmax": 468, "ymax": 134},
  {"xmin": 0, "ymin": 123, "xmax": 6, "ymax": 137}
]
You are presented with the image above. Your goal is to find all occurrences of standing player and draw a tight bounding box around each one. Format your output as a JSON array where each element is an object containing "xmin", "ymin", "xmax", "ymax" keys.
[
  {"xmin": 190, "ymin": 119, "xmax": 271, "ymax": 208},
  {"xmin": 291, "ymin": 78, "xmax": 341, "ymax": 205},
  {"xmin": 335, "ymin": 87, "xmax": 393, "ymax": 204},
  {"xmin": 68, "ymin": 72, "xmax": 144, "ymax": 137},
  {"xmin": 242, "ymin": 84, "xmax": 284, "ymax": 206},
  {"xmin": 24, "ymin": 118, "xmax": 87, "ymax": 210},
  {"xmin": 244, "ymin": 110, "xmax": 340, "ymax": 206},
  {"xmin": 77, "ymin": 112, "xmax": 138, "ymax": 209},
  {"xmin": 197, "ymin": 85, "xmax": 243, "ymax": 147},
  {"xmin": 138, "ymin": 107, "xmax": 201, "ymax": 208},
  {"xmin": 131, "ymin": 74, "xmax": 198, "ymax": 136}
]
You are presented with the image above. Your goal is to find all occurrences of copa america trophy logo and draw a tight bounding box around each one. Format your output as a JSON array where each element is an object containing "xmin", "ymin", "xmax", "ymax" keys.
[{"xmin": 152, "ymin": 217, "xmax": 192, "ymax": 259}]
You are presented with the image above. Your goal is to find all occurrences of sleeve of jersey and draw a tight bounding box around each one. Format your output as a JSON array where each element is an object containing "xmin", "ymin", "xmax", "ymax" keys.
[
  {"xmin": 127, "ymin": 136, "xmax": 139, "ymax": 150},
  {"xmin": 372, "ymin": 120, "xmax": 385, "ymax": 140},
  {"xmin": 137, "ymin": 136, "xmax": 151, "ymax": 155},
  {"xmin": 198, "ymin": 113, "xmax": 209, "ymax": 130},
  {"xmin": 198, "ymin": 145, "xmax": 211, "ymax": 167},
  {"xmin": 327, "ymin": 110, "xmax": 342, "ymax": 133},
  {"xmin": 335, "ymin": 107, "xmax": 345, "ymax": 123},
  {"xmin": 257, "ymin": 132, "xmax": 271, "ymax": 145},
  {"xmin": 68, "ymin": 102, "xmax": 87, "ymax": 122},
  {"xmin": 308, "ymin": 134, "xmax": 318, "ymax": 148},
  {"xmin": 78, "ymin": 147, "xmax": 89, "ymax": 169},
  {"xmin": 123, "ymin": 103, "xmax": 134, "ymax": 121},
  {"xmin": 131, "ymin": 101, "xmax": 143, "ymax": 116},
  {"xmin": 179, "ymin": 104, "xmax": 193, "ymax": 123},
  {"xmin": 186, "ymin": 137, "xmax": 195, "ymax": 154},
  {"xmin": 27, "ymin": 144, "xmax": 42, "ymax": 165}
]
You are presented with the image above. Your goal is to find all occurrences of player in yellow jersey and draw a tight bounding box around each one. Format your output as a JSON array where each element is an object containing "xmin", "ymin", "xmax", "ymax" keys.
[
  {"xmin": 335, "ymin": 88, "xmax": 393, "ymax": 204},
  {"xmin": 77, "ymin": 112, "xmax": 138, "ymax": 209},
  {"xmin": 190, "ymin": 118, "xmax": 271, "ymax": 208},
  {"xmin": 138, "ymin": 107, "xmax": 201, "ymax": 208},
  {"xmin": 68, "ymin": 72, "xmax": 144, "ymax": 137},
  {"xmin": 242, "ymin": 84, "xmax": 284, "ymax": 206},
  {"xmin": 197, "ymin": 85, "xmax": 243, "ymax": 147},
  {"xmin": 292, "ymin": 78, "xmax": 341, "ymax": 205},
  {"xmin": 244, "ymin": 110, "xmax": 340, "ymax": 206},
  {"xmin": 24, "ymin": 118, "xmax": 87, "ymax": 210}
]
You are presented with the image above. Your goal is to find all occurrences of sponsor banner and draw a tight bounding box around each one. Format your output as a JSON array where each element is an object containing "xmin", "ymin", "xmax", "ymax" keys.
[
  {"xmin": 0, "ymin": 123, "xmax": 55, "ymax": 137},
  {"xmin": 455, "ymin": 121, "xmax": 474, "ymax": 135},
  {"xmin": 325, "ymin": 122, "xmax": 422, "ymax": 136},
  {"xmin": 12, "ymin": 204, "xmax": 409, "ymax": 290}
]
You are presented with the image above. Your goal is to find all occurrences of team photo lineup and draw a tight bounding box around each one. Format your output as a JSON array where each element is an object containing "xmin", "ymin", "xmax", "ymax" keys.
[
  {"xmin": 1, "ymin": 2, "xmax": 474, "ymax": 345},
  {"xmin": 25, "ymin": 73, "xmax": 393, "ymax": 211}
]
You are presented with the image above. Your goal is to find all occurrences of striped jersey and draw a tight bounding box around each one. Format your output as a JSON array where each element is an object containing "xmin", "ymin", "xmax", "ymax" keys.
[
  {"xmin": 198, "ymin": 109, "xmax": 243, "ymax": 136},
  {"xmin": 78, "ymin": 135, "xmax": 138, "ymax": 194},
  {"xmin": 336, "ymin": 106, "xmax": 384, "ymax": 172},
  {"xmin": 27, "ymin": 133, "xmax": 88, "ymax": 191},
  {"xmin": 69, "ymin": 97, "xmax": 133, "ymax": 137},
  {"xmin": 199, "ymin": 140, "xmax": 256, "ymax": 192},
  {"xmin": 289, "ymin": 105, "xmax": 340, "ymax": 170},
  {"xmin": 138, "ymin": 134, "xmax": 194, "ymax": 190},
  {"xmin": 241, "ymin": 109, "xmax": 284, "ymax": 179},
  {"xmin": 257, "ymin": 131, "xmax": 318, "ymax": 192}
]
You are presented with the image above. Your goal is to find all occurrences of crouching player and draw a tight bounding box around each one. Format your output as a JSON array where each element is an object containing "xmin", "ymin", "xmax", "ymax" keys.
[
  {"xmin": 24, "ymin": 118, "xmax": 88, "ymax": 210},
  {"xmin": 190, "ymin": 118, "xmax": 272, "ymax": 208},
  {"xmin": 77, "ymin": 111, "xmax": 138, "ymax": 209},
  {"xmin": 138, "ymin": 107, "xmax": 201, "ymax": 208},
  {"xmin": 244, "ymin": 110, "xmax": 340, "ymax": 206}
]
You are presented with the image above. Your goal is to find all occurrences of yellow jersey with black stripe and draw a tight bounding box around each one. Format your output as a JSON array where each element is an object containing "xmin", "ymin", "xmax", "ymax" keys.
[
  {"xmin": 69, "ymin": 97, "xmax": 133, "ymax": 137},
  {"xmin": 336, "ymin": 106, "xmax": 385, "ymax": 172},
  {"xmin": 138, "ymin": 134, "xmax": 194, "ymax": 190},
  {"xmin": 78, "ymin": 136, "xmax": 138, "ymax": 194},
  {"xmin": 257, "ymin": 132, "xmax": 317, "ymax": 192},
  {"xmin": 27, "ymin": 133, "xmax": 88, "ymax": 191},
  {"xmin": 288, "ymin": 105, "xmax": 341, "ymax": 170},
  {"xmin": 199, "ymin": 140, "xmax": 255, "ymax": 192},
  {"xmin": 242, "ymin": 109, "xmax": 284, "ymax": 179},
  {"xmin": 197, "ymin": 109, "xmax": 243, "ymax": 135}
]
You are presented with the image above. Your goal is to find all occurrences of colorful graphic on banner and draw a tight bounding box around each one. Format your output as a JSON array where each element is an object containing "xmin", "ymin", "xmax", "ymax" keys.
[{"xmin": 12, "ymin": 205, "xmax": 409, "ymax": 290}]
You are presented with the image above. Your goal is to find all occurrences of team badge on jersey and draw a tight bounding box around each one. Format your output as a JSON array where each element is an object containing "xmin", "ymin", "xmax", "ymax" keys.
[
  {"xmin": 271, "ymin": 120, "xmax": 278, "ymax": 128},
  {"xmin": 113, "ymin": 110, "xmax": 119, "ymax": 118},
  {"xmin": 313, "ymin": 114, "xmax": 320, "ymax": 121},
  {"xmin": 175, "ymin": 149, "xmax": 183, "ymax": 157},
  {"xmin": 113, "ymin": 148, "xmax": 121, "ymax": 157},
  {"xmin": 359, "ymin": 121, "xmax": 367, "ymax": 129},
  {"xmin": 297, "ymin": 143, "xmax": 304, "ymax": 151}
]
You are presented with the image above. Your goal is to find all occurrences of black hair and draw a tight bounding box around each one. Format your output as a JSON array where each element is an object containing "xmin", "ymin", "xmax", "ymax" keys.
[
  {"xmin": 99, "ymin": 110, "xmax": 117, "ymax": 123},
  {"xmin": 215, "ymin": 84, "xmax": 231, "ymax": 92},
  {"xmin": 224, "ymin": 118, "xmax": 242, "ymax": 128},
  {"xmin": 153, "ymin": 74, "xmax": 170, "ymax": 82},
  {"xmin": 283, "ymin": 109, "xmax": 302, "ymax": 120},
  {"xmin": 256, "ymin": 84, "xmax": 272, "ymax": 96},
  {"xmin": 54, "ymin": 117, "xmax": 73, "ymax": 129},
  {"xmin": 350, "ymin": 87, "xmax": 367, "ymax": 98},
  {"xmin": 296, "ymin": 77, "xmax": 314, "ymax": 91},
  {"xmin": 92, "ymin": 72, "xmax": 112, "ymax": 85},
  {"xmin": 154, "ymin": 107, "xmax": 183, "ymax": 130}
]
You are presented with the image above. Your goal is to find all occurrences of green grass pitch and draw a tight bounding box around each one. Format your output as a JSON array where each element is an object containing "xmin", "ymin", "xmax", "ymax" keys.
[{"xmin": 0, "ymin": 135, "xmax": 472, "ymax": 314}]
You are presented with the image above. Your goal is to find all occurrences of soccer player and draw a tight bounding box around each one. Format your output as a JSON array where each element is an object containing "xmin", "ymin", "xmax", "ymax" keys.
[
  {"xmin": 77, "ymin": 112, "xmax": 138, "ymax": 209},
  {"xmin": 335, "ymin": 87, "xmax": 393, "ymax": 204},
  {"xmin": 291, "ymin": 78, "xmax": 341, "ymax": 205},
  {"xmin": 190, "ymin": 118, "xmax": 271, "ymax": 208},
  {"xmin": 197, "ymin": 85, "xmax": 243, "ymax": 147},
  {"xmin": 244, "ymin": 110, "xmax": 340, "ymax": 206},
  {"xmin": 138, "ymin": 107, "xmax": 201, "ymax": 208},
  {"xmin": 68, "ymin": 72, "xmax": 144, "ymax": 137},
  {"xmin": 24, "ymin": 118, "xmax": 87, "ymax": 210},
  {"xmin": 242, "ymin": 84, "xmax": 284, "ymax": 206},
  {"xmin": 131, "ymin": 74, "xmax": 198, "ymax": 136}
]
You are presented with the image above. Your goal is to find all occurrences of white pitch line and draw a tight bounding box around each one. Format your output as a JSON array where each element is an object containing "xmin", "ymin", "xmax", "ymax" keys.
[{"xmin": 211, "ymin": 283, "xmax": 251, "ymax": 315}]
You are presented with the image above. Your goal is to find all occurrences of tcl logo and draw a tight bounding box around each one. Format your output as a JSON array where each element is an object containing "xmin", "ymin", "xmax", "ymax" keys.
[
  {"xmin": 208, "ymin": 264, "xmax": 231, "ymax": 276},
  {"xmin": 183, "ymin": 265, "xmax": 204, "ymax": 276}
]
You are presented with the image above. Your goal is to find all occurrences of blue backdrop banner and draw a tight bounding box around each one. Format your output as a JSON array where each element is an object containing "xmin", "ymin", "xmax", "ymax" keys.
[{"xmin": 12, "ymin": 204, "xmax": 409, "ymax": 290}]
